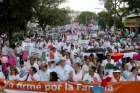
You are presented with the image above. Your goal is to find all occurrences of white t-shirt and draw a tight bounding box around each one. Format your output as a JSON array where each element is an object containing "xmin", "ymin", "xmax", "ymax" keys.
[
  {"xmin": 24, "ymin": 61, "xmax": 39, "ymax": 71},
  {"xmin": 54, "ymin": 65, "xmax": 73, "ymax": 81},
  {"xmin": 83, "ymin": 73, "xmax": 101, "ymax": 83},
  {"xmin": 38, "ymin": 69, "xmax": 50, "ymax": 81},
  {"xmin": 65, "ymin": 59, "xmax": 72, "ymax": 66},
  {"xmin": 103, "ymin": 41, "xmax": 111, "ymax": 48},
  {"xmin": 102, "ymin": 59, "xmax": 115, "ymax": 75},
  {"xmin": 72, "ymin": 70, "xmax": 83, "ymax": 82},
  {"xmin": 82, "ymin": 64, "xmax": 90, "ymax": 74},
  {"xmin": 27, "ymin": 73, "xmax": 40, "ymax": 81},
  {"xmin": 9, "ymin": 75, "xmax": 19, "ymax": 80},
  {"xmin": 126, "ymin": 63, "xmax": 133, "ymax": 71}
]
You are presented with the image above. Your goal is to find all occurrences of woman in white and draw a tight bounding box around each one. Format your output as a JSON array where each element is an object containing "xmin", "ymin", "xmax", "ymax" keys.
[
  {"xmin": 38, "ymin": 63, "xmax": 50, "ymax": 81},
  {"xmin": 27, "ymin": 67, "xmax": 40, "ymax": 81},
  {"xmin": 24, "ymin": 56, "xmax": 39, "ymax": 71},
  {"xmin": 83, "ymin": 66, "xmax": 101, "ymax": 83},
  {"xmin": 9, "ymin": 68, "xmax": 19, "ymax": 80},
  {"xmin": 71, "ymin": 62, "xmax": 83, "ymax": 82},
  {"xmin": 54, "ymin": 57, "xmax": 74, "ymax": 81}
]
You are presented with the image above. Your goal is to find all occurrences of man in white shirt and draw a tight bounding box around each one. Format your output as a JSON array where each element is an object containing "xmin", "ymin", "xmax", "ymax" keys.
[
  {"xmin": 83, "ymin": 66, "xmax": 101, "ymax": 83},
  {"xmin": 38, "ymin": 63, "xmax": 50, "ymax": 81},
  {"xmin": 101, "ymin": 53, "xmax": 115, "ymax": 75},
  {"xmin": 126, "ymin": 59, "xmax": 137, "ymax": 71},
  {"xmin": 106, "ymin": 70, "xmax": 126, "ymax": 82},
  {"xmin": 54, "ymin": 57, "xmax": 73, "ymax": 81}
]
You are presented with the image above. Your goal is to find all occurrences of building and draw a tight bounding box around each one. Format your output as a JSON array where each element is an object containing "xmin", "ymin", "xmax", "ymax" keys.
[{"xmin": 123, "ymin": 13, "xmax": 140, "ymax": 33}]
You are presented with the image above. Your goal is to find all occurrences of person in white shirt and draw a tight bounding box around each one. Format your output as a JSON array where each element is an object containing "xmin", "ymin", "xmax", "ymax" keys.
[
  {"xmin": 27, "ymin": 67, "xmax": 40, "ymax": 81},
  {"xmin": 101, "ymin": 53, "xmax": 115, "ymax": 75},
  {"xmin": 82, "ymin": 56, "xmax": 94, "ymax": 74},
  {"xmin": 24, "ymin": 56, "xmax": 39, "ymax": 71},
  {"xmin": 71, "ymin": 61, "xmax": 83, "ymax": 82},
  {"xmin": 127, "ymin": 67, "xmax": 139, "ymax": 81},
  {"xmin": 83, "ymin": 66, "xmax": 101, "ymax": 83},
  {"xmin": 38, "ymin": 63, "xmax": 50, "ymax": 81},
  {"xmin": 137, "ymin": 70, "xmax": 140, "ymax": 81},
  {"xmin": 74, "ymin": 45, "xmax": 80, "ymax": 54},
  {"xmin": 54, "ymin": 57, "xmax": 73, "ymax": 81},
  {"xmin": 47, "ymin": 58, "xmax": 55, "ymax": 72},
  {"xmin": 108, "ymin": 70, "xmax": 126, "ymax": 82},
  {"xmin": 103, "ymin": 40, "xmax": 111, "ymax": 49},
  {"xmin": 9, "ymin": 68, "xmax": 19, "ymax": 81},
  {"xmin": 126, "ymin": 59, "xmax": 139, "ymax": 72}
]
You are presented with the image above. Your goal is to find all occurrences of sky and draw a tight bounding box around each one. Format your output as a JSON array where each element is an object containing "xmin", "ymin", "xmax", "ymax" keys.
[{"xmin": 60, "ymin": 0, "xmax": 105, "ymax": 12}]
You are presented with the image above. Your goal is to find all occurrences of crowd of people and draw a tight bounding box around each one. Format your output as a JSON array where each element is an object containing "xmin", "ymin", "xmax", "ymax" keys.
[{"xmin": 0, "ymin": 24, "xmax": 140, "ymax": 84}]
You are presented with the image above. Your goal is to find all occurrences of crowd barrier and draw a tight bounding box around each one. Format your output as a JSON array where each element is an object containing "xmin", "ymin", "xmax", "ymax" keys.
[{"xmin": 0, "ymin": 80, "xmax": 140, "ymax": 93}]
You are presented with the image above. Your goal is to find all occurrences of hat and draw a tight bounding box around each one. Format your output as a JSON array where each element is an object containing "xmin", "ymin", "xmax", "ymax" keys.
[
  {"xmin": 113, "ymin": 70, "xmax": 121, "ymax": 73},
  {"xmin": 0, "ymin": 56, "xmax": 8, "ymax": 63},
  {"xmin": 74, "ymin": 61, "xmax": 82, "ymax": 65}
]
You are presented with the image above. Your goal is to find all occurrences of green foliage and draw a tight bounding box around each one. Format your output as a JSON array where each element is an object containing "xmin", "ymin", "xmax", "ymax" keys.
[
  {"xmin": 0, "ymin": 0, "xmax": 71, "ymax": 46},
  {"xmin": 103, "ymin": 0, "xmax": 129, "ymax": 28},
  {"xmin": 0, "ymin": 0, "xmax": 36, "ymax": 32},
  {"xmin": 98, "ymin": 11, "xmax": 113, "ymax": 29},
  {"xmin": 35, "ymin": 0, "xmax": 71, "ymax": 29},
  {"xmin": 0, "ymin": 0, "xmax": 37, "ymax": 46},
  {"xmin": 75, "ymin": 11, "xmax": 97, "ymax": 25},
  {"xmin": 104, "ymin": 0, "xmax": 129, "ymax": 17},
  {"xmin": 98, "ymin": 10, "xmax": 124, "ymax": 29},
  {"xmin": 123, "ymin": 0, "xmax": 140, "ymax": 13}
]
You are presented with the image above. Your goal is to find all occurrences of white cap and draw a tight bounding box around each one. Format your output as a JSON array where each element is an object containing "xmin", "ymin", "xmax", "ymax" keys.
[{"xmin": 113, "ymin": 70, "xmax": 121, "ymax": 73}]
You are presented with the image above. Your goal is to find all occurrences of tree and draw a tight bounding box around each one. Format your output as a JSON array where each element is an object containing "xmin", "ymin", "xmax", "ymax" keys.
[
  {"xmin": 98, "ymin": 11, "xmax": 114, "ymax": 29},
  {"xmin": 123, "ymin": 0, "xmax": 140, "ymax": 13},
  {"xmin": 34, "ymin": 0, "xmax": 70, "ymax": 30},
  {"xmin": 75, "ymin": 11, "xmax": 97, "ymax": 25},
  {"xmin": 104, "ymin": 0, "xmax": 129, "ymax": 17},
  {"xmin": 0, "ymin": 0, "xmax": 37, "ymax": 47},
  {"xmin": 103, "ymin": 0, "xmax": 129, "ymax": 28}
]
